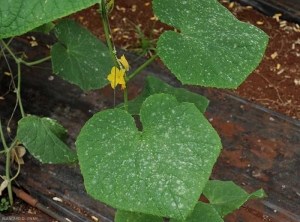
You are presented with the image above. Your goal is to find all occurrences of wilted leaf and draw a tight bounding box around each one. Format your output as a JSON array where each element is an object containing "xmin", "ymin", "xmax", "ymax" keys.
[
  {"xmin": 11, "ymin": 145, "xmax": 26, "ymax": 165},
  {"xmin": 0, "ymin": 177, "xmax": 8, "ymax": 196}
]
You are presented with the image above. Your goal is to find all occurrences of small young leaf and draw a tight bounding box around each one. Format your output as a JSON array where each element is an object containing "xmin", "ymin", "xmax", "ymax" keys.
[
  {"xmin": 170, "ymin": 202, "xmax": 223, "ymax": 222},
  {"xmin": 51, "ymin": 19, "xmax": 114, "ymax": 91},
  {"xmin": 152, "ymin": 0, "xmax": 268, "ymax": 88},
  {"xmin": 115, "ymin": 210, "xmax": 163, "ymax": 222},
  {"xmin": 203, "ymin": 180, "xmax": 267, "ymax": 217},
  {"xmin": 118, "ymin": 76, "xmax": 209, "ymax": 115},
  {"xmin": 0, "ymin": 0, "xmax": 100, "ymax": 38},
  {"xmin": 0, "ymin": 198, "xmax": 9, "ymax": 211},
  {"xmin": 17, "ymin": 116, "xmax": 77, "ymax": 164},
  {"xmin": 76, "ymin": 94, "xmax": 222, "ymax": 220}
]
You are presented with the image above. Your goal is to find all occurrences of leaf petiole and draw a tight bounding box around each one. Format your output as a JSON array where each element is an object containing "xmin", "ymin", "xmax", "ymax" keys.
[
  {"xmin": 127, "ymin": 54, "xmax": 159, "ymax": 81},
  {"xmin": 19, "ymin": 56, "xmax": 51, "ymax": 66},
  {"xmin": 99, "ymin": 0, "xmax": 118, "ymax": 67}
]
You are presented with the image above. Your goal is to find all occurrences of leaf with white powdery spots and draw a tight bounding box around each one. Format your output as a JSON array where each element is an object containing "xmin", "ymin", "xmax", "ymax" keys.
[
  {"xmin": 0, "ymin": 0, "xmax": 100, "ymax": 38},
  {"xmin": 76, "ymin": 94, "xmax": 222, "ymax": 220},
  {"xmin": 152, "ymin": 0, "xmax": 268, "ymax": 88},
  {"xmin": 17, "ymin": 116, "xmax": 77, "ymax": 164},
  {"xmin": 51, "ymin": 19, "xmax": 114, "ymax": 91}
]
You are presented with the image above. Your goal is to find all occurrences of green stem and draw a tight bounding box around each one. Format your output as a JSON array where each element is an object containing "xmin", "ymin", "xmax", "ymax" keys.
[
  {"xmin": 127, "ymin": 54, "xmax": 159, "ymax": 81},
  {"xmin": 6, "ymin": 37, "xmax": 14, "ymax": 47},
  {"xmin": 20, "ymin": 56, "xmax": 51, "ymax": 66},
  {"xmin": 99, "ymin": 0, "xmax": 130, "ymax": 111},
  {"xmin": 100, "ymin": 0, "xmax": 118, "ymax": 66},
  {"xmin": 16, "ymin": 63, "xmax": 25, "ymax": 118},
  {"xmin": 1, "ymin": 39, "xmax": 51, "ymax": 67},
  {"xmin": 6, "ymin": 144, "xmax": 12, "ymax": 206},
  {"xmin": 0, "ymin": 120, "xmax": 8, "ymax": 150},
  {"xmin": 123, "ymin": 54, "xmax": 159, "ymax": 110},
  {"xmin": 0, "ymin": 120, "xmax": 17, "ymax": 206},
  {"xmin": 1, "ymin": 36, "xmax": 47, "ymax": 207},
  {"xmin": 6, "ymin": 138, "xmax": 17, "ymax": 206},
  {"xmin": 1, "ymin": 39, "xmax": 28, "ymax": 118},
  {"xmin": 10, "ymin": 148, "xmax": 21, "ymax": 181},
  {"xmin": 0, "ymin": 39, "xmax": 19, "ymax": 62}
]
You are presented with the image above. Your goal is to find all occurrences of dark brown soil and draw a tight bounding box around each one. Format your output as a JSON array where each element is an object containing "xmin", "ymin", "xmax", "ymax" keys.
[{"xmin": 69, "ymin": 0, "xmax": 300, "ymax": 120}]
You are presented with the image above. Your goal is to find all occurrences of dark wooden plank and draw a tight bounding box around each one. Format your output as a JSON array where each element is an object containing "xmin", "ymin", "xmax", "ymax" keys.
[{"xmin": 234, "ymin": 0, "xmax": 300, "ymax": 24}]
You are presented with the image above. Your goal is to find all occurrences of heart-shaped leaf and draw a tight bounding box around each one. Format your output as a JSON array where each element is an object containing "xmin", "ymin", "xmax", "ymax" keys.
[
  {"xmin": 51, "ymin": 19, "xmax": 114, "ymax": 91},
  {"xmin": 203, "ymin": 180, "xmax": 267, "ymax": 217},
  {"xmin": 152, "ymin": 0, "xmax": 268, "ymax": 88},
  {"xmin": 17, "ymin": 116, "xmax": 77, "ymax": 164},
  {"xmin": 115, "ymin": 210, "xmax": 163, "ymax": 222},
  {"xmin": 76, "ymin": 94, "xmax": 222, "ymax": 220},
  {"xmin": 0, "ymin": 0, "xmax": 99, "ymax": 38},
  {"xmin": 118, "ymin": 76, "xmax": 209, "ymax": 115}
]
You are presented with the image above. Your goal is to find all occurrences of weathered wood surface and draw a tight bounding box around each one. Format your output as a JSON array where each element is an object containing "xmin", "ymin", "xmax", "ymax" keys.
[{"xmin": 234, "ymin": 0, "xmax": 300, "ymax": 24}]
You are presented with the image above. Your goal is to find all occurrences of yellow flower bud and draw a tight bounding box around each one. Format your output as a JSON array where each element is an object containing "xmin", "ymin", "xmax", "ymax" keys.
[{"xmin": 119, "ymin": 55, "xmax": 130, "ymax": 71}]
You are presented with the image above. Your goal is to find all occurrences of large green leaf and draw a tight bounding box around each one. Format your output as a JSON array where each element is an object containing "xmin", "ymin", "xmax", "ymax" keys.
[
  {"xmin": 170, "ymin": 202, "xmax": 223, "ymax": 222},
  {"xmin": 0, "ymin": 0, "xmax": 99, "ymax": 38},
  {"xmin": 115, "ymin": 210, "xmax": 163, "ymax": 222},
  {"xmin": 118, "ymin": 76, "xmax": 209, "ymax": 115},
  {"xmin": 51, "ymin": 19, "xmax": 114, "ymax": 91},
  {"xmin": 152, "ymin": 0, "xmax": 268, "ymax": 88},
  {"xmin": 203, "ymin": 180, "xmax": 267, "ymax": 217},
  {"xmin": 76, "ymin": 94, "xmax": 222, "ymax": 220},
  {"xmin": 17, "ymin": 116, "xmax": 77, "ymax": 164}
]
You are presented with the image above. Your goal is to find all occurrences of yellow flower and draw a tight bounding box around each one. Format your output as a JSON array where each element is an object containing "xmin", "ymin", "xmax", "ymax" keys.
[
  {"xmin": 107, "ymin": 66, "xmax": 126, "ymax": 89},
  {"xmin": 119, "ymin": 54, "xmax": 130, "ymax": 71},
  {"xmin": 107, "ymin": 55, "xmax": 129, "ymax": 89}
]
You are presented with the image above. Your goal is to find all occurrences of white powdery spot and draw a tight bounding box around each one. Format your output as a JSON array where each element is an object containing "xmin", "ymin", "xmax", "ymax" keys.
[{"xmin": 176, "ymin": 185, "xmax": 187, "ymax": 196}]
